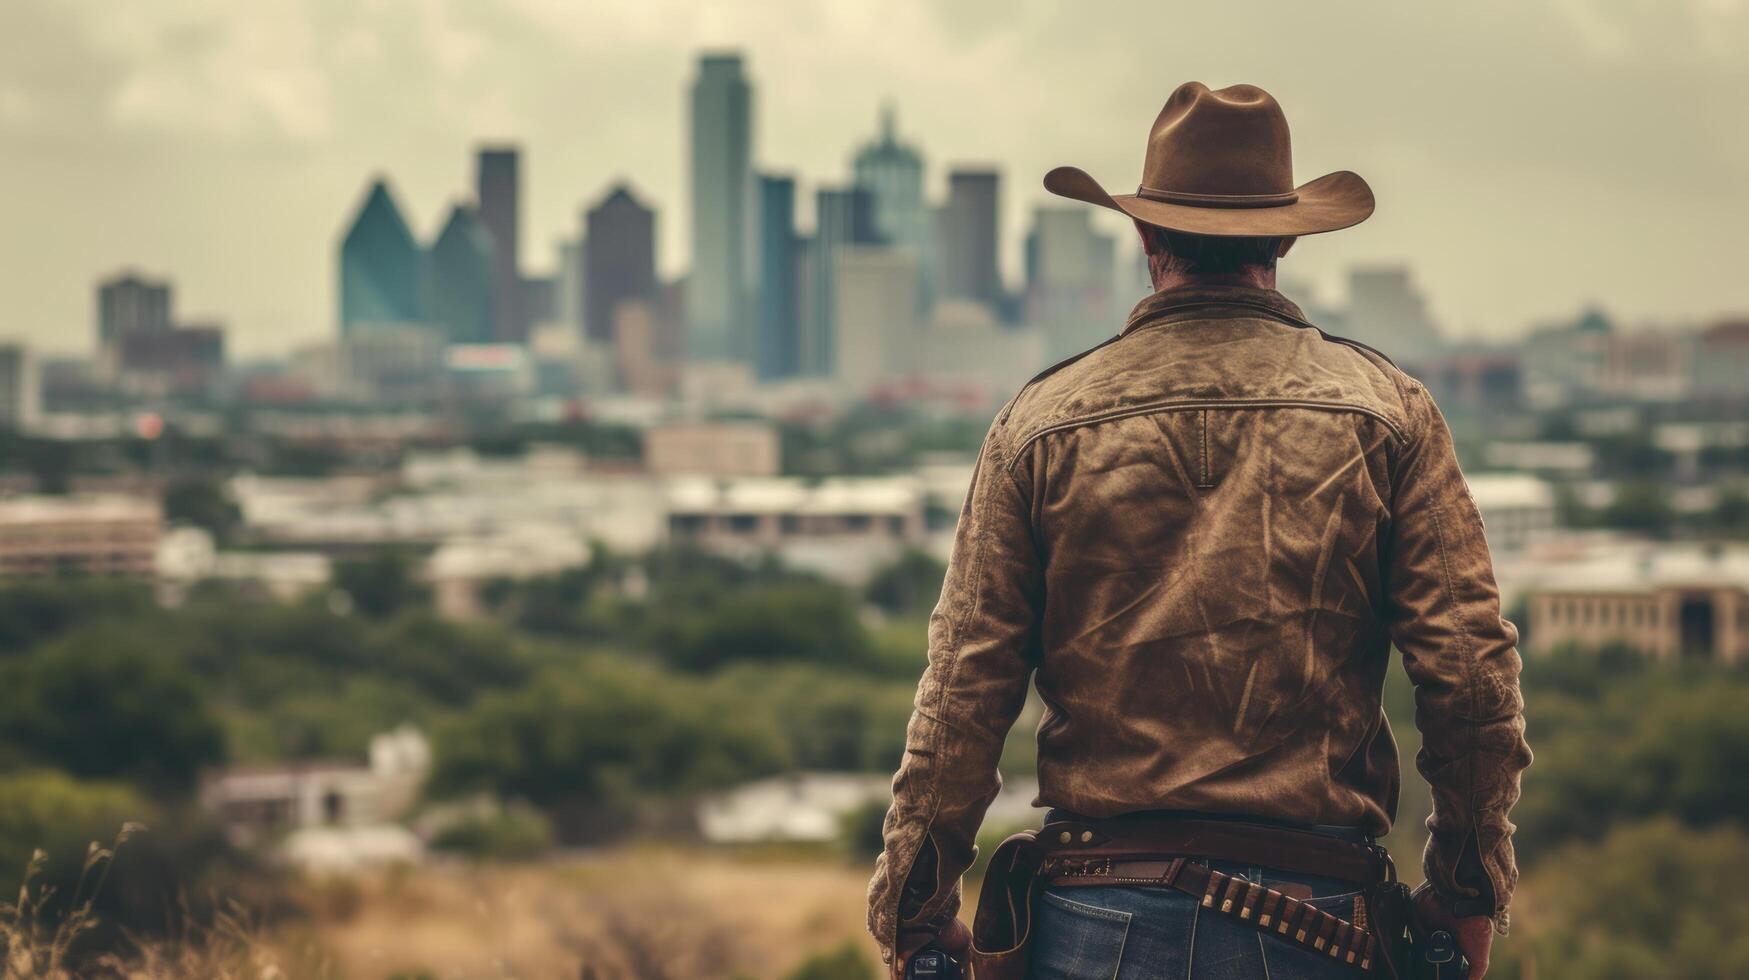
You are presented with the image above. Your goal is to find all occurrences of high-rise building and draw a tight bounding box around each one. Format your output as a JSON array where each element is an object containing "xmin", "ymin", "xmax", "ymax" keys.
[
  {"xmin": 0, "ymin": 345, "xmax": 38, "ymax": 431},
  {"xmin": 583, "ymin": 184, "xmax": 657, "ymax": 344},
  {"xmin": 338, "ymin": 178, "xmax": 423, "ymax": 336},
  {"xmin": 1345, "ymin": 266, "xmax": 1442, "ymax": 362},
  {"xmin": 425, "ymin": 204, "xmax": 498, "ymax": 345},
  {"xmin": 1026, "ymin": 206, "xmax": 1117, "ymax": 359},
  {"xmin": 476, "ymin": 147, "xmax": 524, "ymax": 342},
  {"xmin": 805, "ymin": 186, "xmax": 880, "ymax": 377},
  {"xmin": 97, "ymin": 271, "xmax": 171, "ymax": 349},
  {"xmin": 688, "ymin": 53, "xmax": 755, "ymax": 362},
  {"xmin": 520, "ymin": 276, "xmax": 557, "ymax": 327},
  {"xmin": 852, "ymin": 105, "xmax": 930, "ymax": 309},
  {"xmin": 937, "ymin": 169, "xmax": 1002, "ymax": 310},
  {"xmin": 834, "ymin": 246, "xmax": 919, "ymax": 391},
  {"xmin": 755, "ymin": 173, "xmax": 800, "ymax": 380},
  {"xmin": 556, "ymin": 239, "xmax": 585, "ymax": 333}
]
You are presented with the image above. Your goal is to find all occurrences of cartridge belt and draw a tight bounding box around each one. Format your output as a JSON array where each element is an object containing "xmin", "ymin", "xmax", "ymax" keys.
[{"xmin": 1037, "ymin": 816, "xmax": 1394, "ymax": 972}]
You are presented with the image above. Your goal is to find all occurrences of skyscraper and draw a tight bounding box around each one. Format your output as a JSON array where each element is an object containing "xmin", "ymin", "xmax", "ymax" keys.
[
  {"xmin": 834, "ymin": 246, "xmax": 918, "ymax": 391},
  {"xmin": 476, "ymin": 147, "xmax": 524, "ymax": 343},
  {"xmin": 425, "ymin": 204, "xmax": 498, "ymax": 345},
  {"xmin": 97, "ymin": 271, "xmax": 171, "ymax": 349},
  {"xmin": 805, "ymin": 186, "xmax": 879, "ymax": 377},
  {"xmin": 688, "ymin": 53, "xmax": 754, "ymax": 363},
  {"xmin": 755, "ymin": 173, "xmax": 800, "ymax": 380},
  {"xmin": 852, "ymin": 105, "xmax": 931, "ymax": 310},
  {"xmin": 1345, "ymin": 266, "xmax": 1443, "ymax": 362},
  {"xmin": 937, "ymin": 169, "xmax": 1002, "ymax": 310},
  {"xmin": 583, "ymin": 184, "xmax": 657, "ymax": 344},
  {"xmin": 556, "ymin": 239, "xmax": 585, "ymax": 334},
  {"xmin": 338, "ymin": 178, "xmax": 423, "ymax": 335},
  {"xmin": 1025, "ymin": 206, "xmax": 1117, "ymax": 360}
]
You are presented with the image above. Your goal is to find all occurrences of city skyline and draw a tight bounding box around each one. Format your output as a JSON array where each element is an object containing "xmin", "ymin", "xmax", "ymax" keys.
[{"xmin": 3, "ymin": 2, "xmax": 1748, "ymax": 358}]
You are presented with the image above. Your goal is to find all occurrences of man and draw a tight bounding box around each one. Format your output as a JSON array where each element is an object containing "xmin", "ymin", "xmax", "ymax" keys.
[{"xmin": 868, "ymin": 83, "xmax": 1530, "ymax": 978}]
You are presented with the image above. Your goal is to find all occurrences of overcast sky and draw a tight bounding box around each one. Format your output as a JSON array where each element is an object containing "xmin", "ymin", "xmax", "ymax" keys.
[{"xmin": 2, "ymin": 0, "xmax": 1746, "ymax": 357}]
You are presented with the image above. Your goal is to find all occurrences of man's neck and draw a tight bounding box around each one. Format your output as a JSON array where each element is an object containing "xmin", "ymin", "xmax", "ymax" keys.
[{"xmin": 1149, "ymin": 268, "xmax": 1277, "ymax": 293}]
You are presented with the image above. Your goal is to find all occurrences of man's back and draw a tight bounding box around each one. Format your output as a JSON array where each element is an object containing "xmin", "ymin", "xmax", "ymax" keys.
[{"xmin": 1009, "ymin": 284, "xmax": 1412, "ymax": 831}]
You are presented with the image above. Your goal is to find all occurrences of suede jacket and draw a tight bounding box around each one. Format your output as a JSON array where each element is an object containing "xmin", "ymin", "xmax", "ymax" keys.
[{"xmin": 867, "ymin": 284, "xmax": 1531, "ymax": 967}]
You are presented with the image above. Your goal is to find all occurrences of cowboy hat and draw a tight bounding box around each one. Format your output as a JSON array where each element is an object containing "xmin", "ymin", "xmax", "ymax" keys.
[{"xmin": 1044, "ymin": 82, "xmax": 1373, "ymax": 238}]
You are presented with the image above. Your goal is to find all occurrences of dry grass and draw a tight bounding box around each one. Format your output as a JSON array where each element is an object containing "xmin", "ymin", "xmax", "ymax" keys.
[
  {"xmin": 4, "ymin": 838, "xmax": 888, "ymax": 978},
  {"xmin": 0, "ymin": 825, "xmax": 325, "ymax": 980},
  {"xmin": 285, "ymin": 845, "xmax": 883, "ymax": 979}
]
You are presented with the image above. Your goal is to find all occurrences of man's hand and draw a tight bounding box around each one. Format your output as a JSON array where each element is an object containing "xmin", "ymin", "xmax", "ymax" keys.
[
  {"xmin": 1412, "ymin": 883, "xmax": 1494, "ymax": 978},
  {"xmin": 893, "ymin": 917, "xmax": 972, "ymax": 979}
]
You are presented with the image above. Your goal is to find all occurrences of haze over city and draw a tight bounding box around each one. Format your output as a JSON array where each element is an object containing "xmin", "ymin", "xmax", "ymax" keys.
[{"xmin": 3, "ymin": 0, "xmax": 1748, "ymax": 357}]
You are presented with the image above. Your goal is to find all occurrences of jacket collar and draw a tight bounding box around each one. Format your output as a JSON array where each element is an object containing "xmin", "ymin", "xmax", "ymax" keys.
[{"xmin": 1122, "ymin": 284, "xmax": 1312, "ymax": 335}]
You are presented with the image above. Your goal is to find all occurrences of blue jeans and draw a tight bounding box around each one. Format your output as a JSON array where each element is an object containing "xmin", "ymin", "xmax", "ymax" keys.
[{"xmin": 1033, "ymin": 860, "xmax": 1366, "ymax": 980}]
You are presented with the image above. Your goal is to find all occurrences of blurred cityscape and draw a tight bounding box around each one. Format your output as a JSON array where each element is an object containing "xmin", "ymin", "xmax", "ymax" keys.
[{"xmin": 1, "ymin": 48, "xmax": 1747, "ymax": 980}]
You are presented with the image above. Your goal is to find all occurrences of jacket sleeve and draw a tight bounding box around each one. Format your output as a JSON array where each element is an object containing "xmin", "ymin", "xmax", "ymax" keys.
[
  {"xmin": 866, "ymin": 425, "xmax": 1043, "ymax": 968},
  {"xmin": 1384, "ymin": 382, "xmax": 1532, "ymax": 933}
]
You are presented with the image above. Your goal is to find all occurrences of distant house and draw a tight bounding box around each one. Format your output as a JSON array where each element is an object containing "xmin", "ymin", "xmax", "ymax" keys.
[
  {"xmin": 1465, "ymin": 473, "xmax": 1557, "ymax": 554},
  {"xmin": 199, "ymin": 725, "xmax": 431, "ymax": 847},
  {"xmin": 697, "ymin": 772, "xmax": 1045, "ymax": 844}
]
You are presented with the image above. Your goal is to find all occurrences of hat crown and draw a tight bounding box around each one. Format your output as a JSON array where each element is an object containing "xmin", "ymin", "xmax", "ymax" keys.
[{"xmin": 1141, "ymin": 82, "xmax": 1295, "ymax": 202}]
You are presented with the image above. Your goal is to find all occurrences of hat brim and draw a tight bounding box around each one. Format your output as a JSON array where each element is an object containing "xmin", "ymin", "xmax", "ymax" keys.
[{"xmin": 1043, "ymin": 166, "xmax": 1374, "ymax": 238}]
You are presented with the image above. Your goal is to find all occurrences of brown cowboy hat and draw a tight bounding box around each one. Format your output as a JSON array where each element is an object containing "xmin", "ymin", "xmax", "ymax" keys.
[{"xmin": 1044, "ymin": 82, "xmax": 1373, "ymax": 238}]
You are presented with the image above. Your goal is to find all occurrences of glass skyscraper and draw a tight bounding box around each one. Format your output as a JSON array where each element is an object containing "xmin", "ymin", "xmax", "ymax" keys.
[
  {"xmin": 338, "ymin": 179, "xmax": 423, "ymax": 336},
  {"xmin": 687, "ymin": 53, "xmax": 754, "ymax": 363},
  {"xmin": 425, "ymin": 203, "xmax": 498, "ymax": 345},
  {"xmin": 755, "ymin": 173, "xmax": 800, "ymax": 380},
  {"xmin": 852, "ymin": 105, "xmax": 932, "ymax": 310},
  {"xmin": 475, "ymin": 147, "xmax": 524, "ymax": 343},
  {"xmin": 938, "ymin": 169, "xmax": 1003, "ymax": 310}
]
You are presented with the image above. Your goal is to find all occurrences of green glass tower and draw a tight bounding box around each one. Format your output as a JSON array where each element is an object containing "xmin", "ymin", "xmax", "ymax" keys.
[
  {"xmin": 425, "ymin": 203, "xmax": 498, "ymax": 345},
  {"xmin": 339, "ymin": 178, "xmax": 423, "ymax": 335}
]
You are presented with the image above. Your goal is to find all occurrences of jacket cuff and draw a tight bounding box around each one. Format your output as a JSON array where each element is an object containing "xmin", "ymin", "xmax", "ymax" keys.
[{"xmin": 1422, "ymin": 828, "xmax": 1516, "ymax": 934}]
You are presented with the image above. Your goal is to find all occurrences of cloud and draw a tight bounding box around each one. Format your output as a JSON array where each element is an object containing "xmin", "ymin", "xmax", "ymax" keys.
[{"xmin": 0, "ymin": 0, "xmax": 1746, "ymax": 357}]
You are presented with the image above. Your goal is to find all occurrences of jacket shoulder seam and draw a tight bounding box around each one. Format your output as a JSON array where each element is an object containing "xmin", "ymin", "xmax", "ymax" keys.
[{"xmin": 1006, "ymin": 396, "xmax": 1407, "ymax": 471}]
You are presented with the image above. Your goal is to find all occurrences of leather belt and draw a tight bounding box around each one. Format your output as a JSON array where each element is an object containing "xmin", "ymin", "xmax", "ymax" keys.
[
  {"xmin": 1036, "ymin": 817, "xmax": 1392, "ymax": 972},
  {"xmin": 1037, "ymin": 815, "xmax": 1394, "ymax": 886}
]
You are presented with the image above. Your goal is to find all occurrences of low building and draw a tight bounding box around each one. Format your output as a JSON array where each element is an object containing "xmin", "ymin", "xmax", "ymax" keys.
[
  {"xmin": 0, "ymin": 494, "xmax": 161, "ymax": 578},
  {"xmin": 199, "ymin": 726, "xmax": 431, "ymax": 845},
  {"xmin": 1525, "ymin": 543, "xmax": 1748, "ymax": 663},
  {"xmin": 644, "ymin": 420, "xmax": 782, "ymax": 478},
  {"xmin": 427, "ymin": 529, "xmax": 591, "ymax": 618},
  {"xmin": 1466, "ymin": 473, "xmax": 1557, "ymax": 554},
  {"xmin": 666, "ymin": 476, "xmax": 925, "ymax": 583},
  {"xmin": 697, "ymin": 772, "xmax": 1044, "ymax": 844}
]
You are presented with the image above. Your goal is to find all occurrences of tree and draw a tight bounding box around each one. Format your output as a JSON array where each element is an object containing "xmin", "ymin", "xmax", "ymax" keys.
[
  {"xmin": 659, "ymin": 583, "xmax": 872, "ymax": 672},
  {"xmin": 1599, "ymin": 481, "xmax": 1674, "ymax": 536},
  {"xmin": 430, "ymin": 660, "xmax": 788, "ymax": 840},
  {"xmin": 332, "ymin": 547, "xmax": 431, "ymax": 618},
  {"xmin": 864, "ymin": 550, "xmax": 946, "ymax": 616},
  {"xmin": 162, "ymin": 477, "xmax": 242, "ymax": 544},
  {"xmin": 0, "ymin": 637, "xmax": 225, "ymax": 794}
]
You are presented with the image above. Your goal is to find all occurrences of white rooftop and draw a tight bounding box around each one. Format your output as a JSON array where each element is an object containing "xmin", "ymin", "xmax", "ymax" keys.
[
  {"xmin": 1466, "ymin": 472, "xmax": 1556, "ymax": 510},
  {"xmin": 0, "ymin": 494, "xmax": 159, "ymax": 524},
  {"xmin": 1519, "ymin": 540, "xmax": 1749, "ymax": 595},
  {"xmin": 666, "ymin": 476, "xmax": 923, "ymax": 516}
]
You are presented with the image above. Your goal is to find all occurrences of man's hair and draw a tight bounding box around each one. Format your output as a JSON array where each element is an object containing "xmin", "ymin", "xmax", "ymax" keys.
[{"xmin": 1141, "ymin": 226, "xmax": 1284, "ymax": 276}]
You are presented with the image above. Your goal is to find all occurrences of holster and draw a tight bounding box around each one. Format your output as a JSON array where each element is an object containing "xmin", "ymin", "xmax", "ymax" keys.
[
  {"xmin": 967, "ymin": 830, "xmax": 1044, "ymax": 980},
  {"xmin": 1367, "ymin": 882, "xmax": 1476, "ymax": 979}
]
